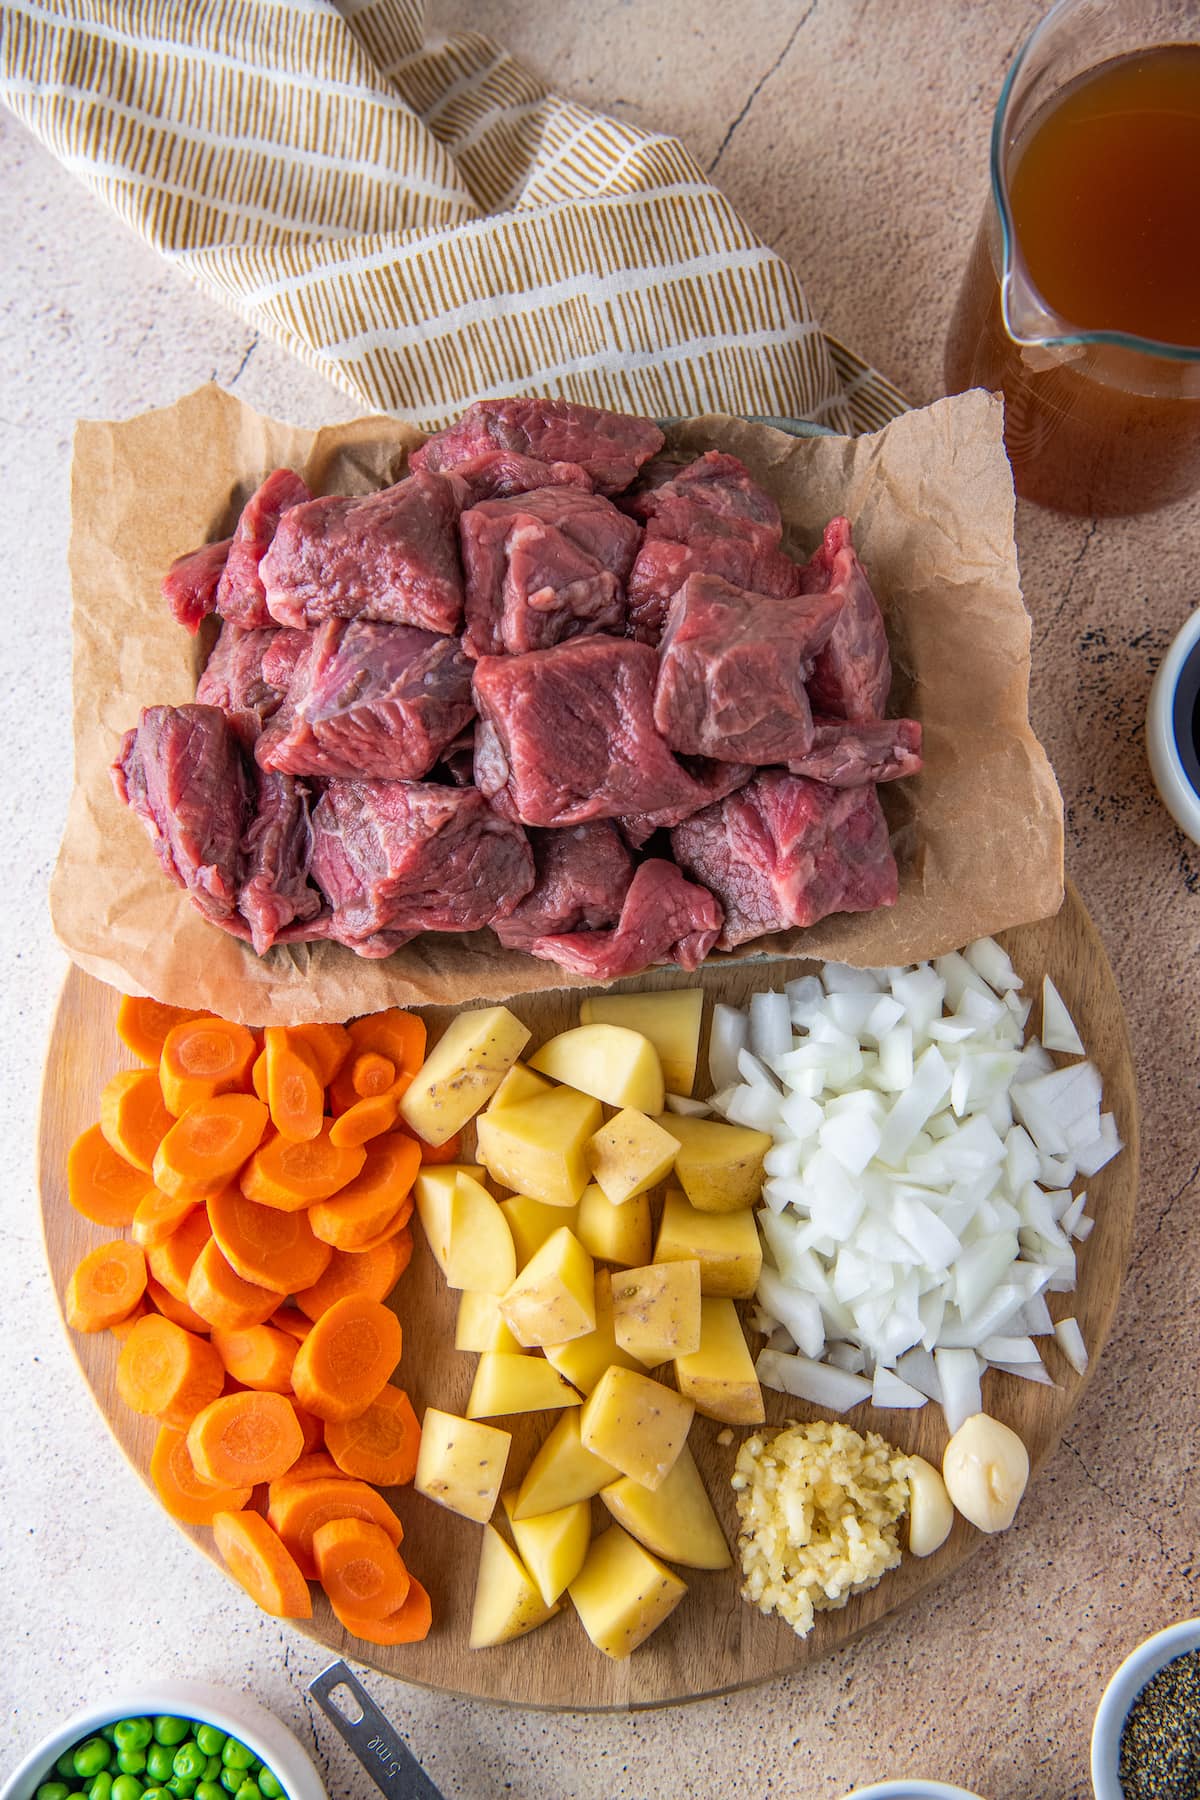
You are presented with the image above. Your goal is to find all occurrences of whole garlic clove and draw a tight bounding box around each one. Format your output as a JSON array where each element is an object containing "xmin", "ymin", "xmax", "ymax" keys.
[
  {"xmin": 906, "ymin": 1454, "xmax": 954, "ymax": 1556},
  {"xmin": 942, "ymin": 1412, "xmax": 1029, "ymax": 1533}
]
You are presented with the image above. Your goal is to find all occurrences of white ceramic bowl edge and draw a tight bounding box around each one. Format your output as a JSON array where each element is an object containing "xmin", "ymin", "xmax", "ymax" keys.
[{"xmin": 1091, "ymin": 1617, "xmax": 1200, "ymax": 1800}]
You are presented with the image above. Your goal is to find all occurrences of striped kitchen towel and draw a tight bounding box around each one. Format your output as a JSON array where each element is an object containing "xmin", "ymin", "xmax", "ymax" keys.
[{"xmin": 0, "ymin": 0, "xmax": 908, "ymax": 432}]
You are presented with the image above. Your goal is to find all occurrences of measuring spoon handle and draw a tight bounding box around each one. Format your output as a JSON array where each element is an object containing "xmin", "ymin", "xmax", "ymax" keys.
[{"xmin": 308, "ymin": 1661, "xmax": 447, "ymax": 1800}]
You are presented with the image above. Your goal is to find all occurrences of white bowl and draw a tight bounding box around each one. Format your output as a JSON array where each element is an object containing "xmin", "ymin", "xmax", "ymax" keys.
[
  {"xmin": 1091, "ymin": 1616, "xmax": 1200, "ymax": 1799},
  {"xmin": 841, "ymin": 1783, "xmax": 987, "ymax": 1799},
  {"xmin": 1146, "ymin": 607, "xmax": 1200, "ymax": 844},
  {"xmin": 1, "ymin": 1680, "xmax": 327, "ymax": 1800}
]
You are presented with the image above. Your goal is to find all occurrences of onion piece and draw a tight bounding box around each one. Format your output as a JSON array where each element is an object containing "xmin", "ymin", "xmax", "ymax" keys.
[
  {"xmin": 935, "ymin": 1347, "xmax": 982, "ymax": 1433},
  {"xmin": 1042, "ymin": 976, "xmax": 1085, "ymax": 1056},
  {"xmin": 1054, "ymin": 1315, "xmax": 1089, "ymax": 1374},
  {"xmin": 755, "ymin": 1348, "xmax": 872, "ymax": 1412}
]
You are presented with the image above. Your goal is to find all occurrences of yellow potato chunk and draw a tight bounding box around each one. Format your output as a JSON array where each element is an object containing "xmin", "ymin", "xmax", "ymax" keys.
[
  {"xmin": 611, "ymin": 1260, "xmax": 702, "ymax": 1366},
  {"xmin": 501, "ymin": 1488, "xmax": 592, "ymax": 1607},
  {"xmin": 476, "ymin": 1087, "xmax": 602, "ymax": 1207},
  {"xmin": 468, "ymin": 1522, "xmax": 558, "ymax": 1649},
  {"xmin": 444, "ymin": 1174, "xmax": 517, "ymax": 1295},
  {"xmin": 499, "ymin": 1226, "xmax": 596, "ymax": 1347},
  {"xmin": 529, "ymin": 1024, "xmax": 665, "ymax": 1115},
  {"xmin": 674, "ymin": 1298, "xmax": 764, "ymax": 1426},
  {"xmin": 487, "ymin": 1063, "xmax": 553, "ymax": 1112},
  {"xmin": 568, "ymin": 1525, "xmax": 687, "ymax": 1659},
  {"xmin": 500, "ymin": 1193, "xmax": 580, "ymax": 1269},
  {"xmin": 579, "ymin": 1365, "xmax": 694, "ymax": 1491},
  {"xmin": 652, "ymin": 1115, "xmax": 771, "ymax": 1213},
  {"xmin": 601, "ymin": 1445, "xmax": 731, "ymax": 1570},
  {"xmin": 513, "ymin": 1410, "xmax": 619, "ymax": 1520},
  {"xmin": 654, "ymin": 1188, "xmax": 763, "ymax": 1298},
  {"xmin": 544, "ymin": 1268, "xmax": 644, "ymax": 1395},
  {"xmin": 455, "ymin": 1288, "xmax": 524, "ymax": 1354},
  {"xmin": 399, "ymin": 1006, "xmax": 530, "ymax": 1146},
  {"xmin": 467, "ymin": 1351, "xmax": 582, "ymax": 1419},
  {"xmin": 586, "ymin": 1108, "xmax": 678, "ymax": 1205},
  {"xmin": 413, "ymin": 1164, "xmax": 486, "ymax": 1272},
  {"xmin": 414, "ymin": 1409, "xmax": 511, "ymax": 1523},
  {"xmin": 575, "ymin": 1183, "xmax": 653, "ymax": 1268},
  {"xmin": 579, "ymin": 989, "xmax": 703, "ymax": 1096}
]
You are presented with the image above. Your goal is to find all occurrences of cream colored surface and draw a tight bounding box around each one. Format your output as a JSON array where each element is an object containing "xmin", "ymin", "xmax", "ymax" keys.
[{"xmin": 1, "ymin": 4, "xmax": 1196, "ymax": 1798}]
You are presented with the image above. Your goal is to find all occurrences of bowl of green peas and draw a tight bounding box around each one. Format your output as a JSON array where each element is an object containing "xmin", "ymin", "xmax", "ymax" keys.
[{"xmin": 2, "ymin": 1684, "xmax": 325, "ymax": 1800}]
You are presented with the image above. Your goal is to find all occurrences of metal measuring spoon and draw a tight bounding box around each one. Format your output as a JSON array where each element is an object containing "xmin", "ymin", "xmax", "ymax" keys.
[{"xmin": 308, "ymin": 1662, "xmax": 446, "ymax": 1800}]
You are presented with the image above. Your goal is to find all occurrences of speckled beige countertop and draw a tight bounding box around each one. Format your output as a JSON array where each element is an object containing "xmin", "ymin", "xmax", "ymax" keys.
[{"xmin": 2, "ymin": 4, "xmax": 1197, "ymax": 1797}]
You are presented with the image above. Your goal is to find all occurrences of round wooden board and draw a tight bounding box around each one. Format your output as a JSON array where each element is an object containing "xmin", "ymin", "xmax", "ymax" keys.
[{"xmin": 38, "ymin": 883, "xmax": 1139, "ymax": 1711}]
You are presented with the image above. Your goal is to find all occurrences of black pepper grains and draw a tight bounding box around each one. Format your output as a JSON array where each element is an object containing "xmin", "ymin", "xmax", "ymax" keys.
[{"xmin": 1119, "ymin": 1647, "xmax": 1200, "ymax": 1799}]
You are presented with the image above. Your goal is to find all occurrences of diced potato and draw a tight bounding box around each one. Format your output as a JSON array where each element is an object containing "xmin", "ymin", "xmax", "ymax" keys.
[
  {"xmin": 575, "ymin": 1183, "xmax": 653, "ymax": 1268},
  {"xmin": 600, "ymin": 1445, "xmax": 731, "ymax": 1570},
  {"xmin": 468, "ymin": 1522, "xmax": 558, "ymax": 1649},
  {"xmin": 654, "ymin": 1188, "xmax": 763, "ymax": 1298},
  {"xmin": 586, "ymin": 1108, "xmax": 678, "ymax": 1205},
  {"xmin": 611, "ymin": 1261, "xmax": 702, "ymax": 1366},
  {"xmin": 529, "ymin": 1024, "xmax": 665, "ymax": 1115},
  {"xmin": 499, "ymin": 1227, "xmax": 595, "ymax": 1347},
  {"xmin": 579, "ymin": 990, "xmax": 703, "ymax": 1096},
  {"xmin": 467, "ymin": 1351, "xmax": 582, "ymax": 1419},
  {"xmin": 399, "ymin": 1006, "xmax": 530, "ymax": 1146},
  {"xmin": 674, "ymin": 1298, "xmax": 764, "ymax": 1426},
  {"xmin": 568, "ymin": 1525, "xmax": 686, "ymax": 1659},
  {"xmin": 476, "ymin": 1087, "xmax": 602, "ymax": 1207},
  {"xmin": 501, "ymin": 1488, "xmax": 591, "ymax": 1607},
  {"xmin": 544, "ymin": 1268, "xmax": 644, "ymax": 1394},
  {"xmin": 487, "ymin": 1063, "xmax": 553, "ymax": 1112},
  {"xmin": 500, "ymin": 1193, "xmax": 580, "ymax": 1269},
  {"xmin": 444, "ymin": 1174, "xmax": 517, "ymax": 1295},
  {"xmin": 652, "ymin": 1115, "xmax": 771, "ymax": 1213},
  {"xmin": 414, "ymin": 1409, "xmax": 511, "ymax": 1523},
  {"xmin": 414, "ymin": 1164, "xmax": 486, "ymax": 1271},
  {"xmin": 455, "ymin": 1288, "xmax": 525, "ymax": 1354},
  {"xmin": 513, "ymin": 1410, "xmax": 619, "ymax": 1520},
  {"xmin": 579, "ymin": 1365, "xmax": 694, "ymax": 1491}
]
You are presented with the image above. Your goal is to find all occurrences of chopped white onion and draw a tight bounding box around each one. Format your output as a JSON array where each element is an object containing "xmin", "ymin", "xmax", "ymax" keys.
[
  {"xmin": 756, "ymin": 1348, "xmax": 872, "ymax": 1412},
  {"xmin": 664, "ymin": 1091, "xmax": 711, "ymax": 1117},
  {"xmin": 1054, "ymin": 1315, "xmax": 1089, "ymax": 1374},
  {"xmin": 1041, "ymin": 976, "xmax": 1085, "ymax": 1056},
  {"xmin": 935, "ymin": 1347, "xmax": 982, "ymax": 1433},
  {"xmin": 708, "ymin": 1003, "xmax": 747, "ymax": 1092}
]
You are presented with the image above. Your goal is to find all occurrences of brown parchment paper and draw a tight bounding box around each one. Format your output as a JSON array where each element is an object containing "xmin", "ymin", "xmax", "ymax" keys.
[{"xmin": 52, "ymin": 384, "xmax": 1063, "ymax": 1025}]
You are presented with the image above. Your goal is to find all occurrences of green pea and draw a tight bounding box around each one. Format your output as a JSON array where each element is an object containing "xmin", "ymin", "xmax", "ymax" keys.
[
  {"xmin": 75, "ymin": 1742, "xmax": 113, "ymax": 1780},
  {"xmin": 166, "ymin": 1781, "xmax": 197, "ymax": 1798},
  {"xmin": 90, "ymin": 1776, "xmax": 114, "ymax": 1800},
  {"xmin": 233, "ymin": 1783, "xmax": 262, "ymax": 1800},
  {"xmin": 117, "ymin": 1751, "xmax": 147, "ymax": 1777},
  {"xmin": 220, "ymin": 1743, "xmax": 254, "ymax": 1774},
  {"xmin": 219, "ymin": 1773, "xmax": 241, "ymax": 1795},
  {"xmin": 172, "ymin": 1747, "xmax": 206, "ymax": 1783},
  {"xmin": 36, "ymin": 1783, "xmax": 71, "ymax": 1800},
  {"xmin": 115, "ymin": 1722, "xmax": 153, "ymax": 1754},
  {"xmin": 153, "ymin": 1721, "xmax": 190, "ymax": 1749},
  {"xmin": 194, "ymin": 1787, "xmax": 225, "ymax": 1800},
  {"xmin": 65, "ymin": 1792, "xmax": 89, "ymax": 1800},
  {"xmin": 142, "ymin": 1790, "xmax": 171, "ymax": 1800},
  {"xmin": 100, "ymin": 1728, "xmax": 120, "ymax": 1745},
  {"xmin": 202, "ymin": 1760, "xmax": 220, "ymax": 1783},
  {"xmin": 146, "ymin": 1746, "xmax": 175, "ymax": 1784},
  {"xmin": 111, "ymin": 1777, "xmax": 145, "ymax": 1800},
  {"xmin": 256, "ymin": 1773, "xmax": 282, "ymax": 1800},
  {"xmin": 58, "ymin": 1756, "xmax": 80, "ymax": 1781},
  {"xmin": 193, "ymin": 1727, "xmax": 225, "ymax": 1758}
]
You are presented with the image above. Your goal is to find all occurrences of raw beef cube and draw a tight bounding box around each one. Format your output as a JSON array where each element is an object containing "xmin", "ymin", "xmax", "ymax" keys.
[
  {"xmin": 162, "ymin": 537, "xmax": 231, "ymax": 633},
  {"xmin": 309, "ymin": 780, "xmax": 535, "ymax": 956},
  {"xmin": 238, "ymin": 768, "xmax": 324, "ymax": 954},
  {"xmin": 796, "ymin": 518, "xmax": 891, "ymax": 721},
  {"xmin": 461, "ymin": 487, "xmax": 639, "ymax": 657},
  {"xmin": 196, "ymin": 624, "xmax": 292, "ymax": 748},
  {"xmin": 260, "ymin": 629, "xmax": 313, "ymax": 690},
  {"xmin": 261, "ymin": 470, "xmax": 467, "ymax": 635},
  {"xmin": 671, "ymin": 770, "xmax": 897, "ymax": 948},
  {"xmin": 619, "ymin": 757, "xmax": 755, "ymax": 847},
  {"xmin": 411, "ymin": 398, "xmax": 664, "ymax": 496},
  {"xmin": 493, "ymin": 821, "xmax": 634, "ymax": 951},
  {"xmin": 788, "ymin": 717, "xmax": 923, "ymax": 786},
  {"xmin": 255, "ymin": 619, "xmax": 474, "ymax": 781},
  {"xmin": 626, "ymin": 537, "xmax": 801, "ymax": 645},
  {"xmin": 653, "ymin": 574, "xmax": 842, "ymax": 762},
  {"xmin": 216, "ymin": 468, "xmax": 311, "ymax": 628},
  {"xmin": 112, "ymin": 704, "xmax": 249, "ymax": 926},
  {"xmin": 624, "ymin": 451, "xmax": 782, "ymax": 538},
  {"xmin": 528, "ymin": 859, "xmax": 723, "ymax": 979},
  {"xmin": 471, "ymin": 636, "xmax": 703, "ymax": 828},
  {"xmin": 448, "ymin": 450, "xmax": 594, "ymax": 502}
]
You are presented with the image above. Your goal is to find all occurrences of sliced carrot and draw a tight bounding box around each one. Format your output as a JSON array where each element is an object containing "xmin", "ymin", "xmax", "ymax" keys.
[
  {"xmin": 251, "ymin": 1049, "xmax": 269, "ymax": 1104},
  {"xmin": 351, "ymin": 1219, "xmax": 414, "ymax": 1268},
  {"xmin": 267, "ymin": 1474, "xmax": 402, "ymax": 1579},
  {"xmin": 240, "ymin": 1124, "xmax": 365, "ymax": 1212},
  {"xmin": 110, "ymin": 1296, "xmax": 151, "ymax": 1342},
  {"xmin": 67, "ymin": 1123, "xmax": 152, "ymax": 1227},
  {"xmin": 146, "ymin": 1275, "xmax": 213, "ymax": 1335},
  {"xmin": 268, "ymin": 1451, "xmax": 345, "ymax": 1499},
  {"xmin": 208, "ymin": 1187, "xmax": 333, "ymax": 1296},
  {"xmin": 159, "ymin": 1017, "xmax": 257, "ymax": 1116},
  {"xmin": 116, "ymin": 995, "xmax": 206, "ymax": 1065},
  {"xmin": 131, "ymin": 1188, "xmax": 198, "ymax": 1250},
  {"xmin": 349, "ymin": 1010, "xmax": 426, "ymax": 1079},
  {"xmin": 212, "ymin": 1510, "xmax": 312, "ymax": 1619},
  {"xmin": 291, "ymin": 1296, "xmax": 402, "ymax": 1423},
  {"xmin": 153, "ymin": 1093, "xmax": 269, "ymax": 1201},
  {"xmin": 187, "ymin": 1390, "xmax": 304, "ymax": 1487},
  {"xmin": 325, "ymin": 1387, "xmax": 421, "ymax": 1488},
  {"xmin": 145, "ymin": 1207, "xmax": 213, "ymax": 1302},
  {"xmin": 314, "ymin": 1517, "xmax": 410, "ymax": 1620},
  {"xmin": 186, "ymin": 1236, "xmax": 280, "ymax": 1330},
  {"xmin": 293, "ymin": 1237, "xmax": 408, "ymax": 1321},
  {"xmin": 100, "ymin": 1068, "xmax": 175, "ymax": 1173},
  {"xmin": 352, "ymin": 1052, "xmax": 396, "ymax": 1098},
  {"xmin": 116, "ymin": 1313, "xmax": 225, "ymax": 1427},
  {"xmin": 291, "ymin": 1408, "xmax": 326, "ymax": 1456},
  {"xmin": 65, "ymin": 1240, "xmax": 147, "ymax": 1333},
  {"xmin": 308, "ymin": 1134, "xmax": 421, "ymax": 1250},
  {"xmin": 328, "ymin": 1091, "xmax": 403, "ymax": 1148},
  {"xmin": 151, "ymin": 1425, "xmax": 253, "ymax": 1525},
  {"xmin": 416, "ymin": 1128, "xmax": 464, "ymax": 1166},
  {"xmin": 286, "ymin": 1022, "xmax": 352, "ymax": 1087},
  {"xmin": 270, "ymin": 1305, "xmax": 314, "ymax": 1342},
  {"xmin": 331, "ymin": 1575, "xmax": 431, "ymax": 1645},
  {"xmin": 211, "ymin": 1324, "xmax": 297, "ymax": 1394},
  {"xmin": 264, "ymin": 1027, "xmax": 324, "ymax": 1143}
]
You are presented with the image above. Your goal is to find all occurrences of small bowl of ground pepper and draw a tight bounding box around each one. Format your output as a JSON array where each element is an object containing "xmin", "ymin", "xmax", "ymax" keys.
[{"xmin": 1091, "ymin": 1618, "xmax": 1200, "ymax": 1800}]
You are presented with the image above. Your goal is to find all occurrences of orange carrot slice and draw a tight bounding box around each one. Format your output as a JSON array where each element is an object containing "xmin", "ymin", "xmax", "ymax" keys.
[
  {"xmin": 331, "ymin": 1575, "xmax": 432, "ymax": 1645},
  {"xmin": 325, "ymin": 1387, "xmax": 421, "ymax": 1488},
  {"xmin": 327, "ymin": 1092, "xmax": 402, "ymax": 1149},
  {"xmin": 314, "ymin": 1517, "xmax": 410, "ymax": 1620},
  {"xmin": 116, "ymin": 995, "xmax": 206, "ymax": 1066},
  {"xmin": 187, "ymin": 1390, "xmax": 304, "ymax": 1487},
  {"xmin": 350, "ymin": 1218, "xmax": 414, "ymax": 1267},
  {"xmin": 290, "ymin": 1296, "xmax": 402, "ymax": 1423},
  {"xmin": 264, "ymin": 1027, "xmax": 324, "ymax": 1143},
  {"xmin": 116, "ymin": 1313, "xmax": 225, "ymax": 1427},
  {"xmin": 65, "ymin": 1240, "xmax": 147, "ymax": 1332},
  {"xmin": 293, "ymin": 1237, "xmax": 408, "ymax": 1322},
  {"xmin": 270, "ymin": 1305, "xmax": 314, "ymax": 1342},
  {"xmin": 67, "ymin": 1123, "xmax": 153, "ymax": 1227},
  {"xmin": 131, "ymin": 1188, "xmax": 198, "ymax": 1249},
  {"xmin": 150, "ymin": 1424, "xmax": 253, "ymax": 1524},
  {"xmin": 145, "ymin": 1207, "xmax": 213, "ymax": 1303},
  {"xmin": 153, "ymin": 1094, "xmax": 269, "ymax": 1201},
  {"xmin": 348, "ymin": 1009, "xmax": 426, "ymax": 1079},
  {"xmin": 110, "ymin": 1297, "xmax": 151, "ymax": 1342},
  {"xmin": 415, "ymin": 1128, "xmax": 464, "ymax": 1166},
  {"xmin": 100, "ymin": 1068, "xmax": 176, "ymax": 1173},
  {"xmin": 251, "ymin": 1048, "xmax": 269, "ymax": 1104},
  {"xmin": 211, "ymin": 1324, "xmax": 297, "ymax": 1395},
  {"xmin": 352, "ymin": 1053, "xmax": 395, "ymax": 1098},
  {"xmin": 267, "ymin": 1474, "xmax": 402, "ymax": 1579},
  {"xmin": 159, "ymin": 1017, "xmax": 257, "ymax": 1116},
  {"xmin": 308, "ymin": 1134, "xmax": 420, "ymax": 1250},
  {"xmin": 145, "ymin": 1275, "xmax": 213, "ymax": 1335},
  {"xmin": 186, "ymin": 1237, "xmax": 280, "ymax": 1330},
  {"xmin": 268, "ymin": 1451, "xmax": 344, "ymax": 1496},
  {"xmin": 208, "ymin": 1188, "xmax": 333, "ymax": 1296},
  {"xmin": 212, "ymin": 1510, "xmax": 312, "ymax": 1619},
  {"xmin": 285, "ymin": 1022, "xmax": 351, "ymax": 1087},
  {"xmin": 240, "ymin": 1125, "xmax": 365, "ymax": 1212},
  {"xmin": 291, "ymin": 1407, "xmax": 326, "ymax": 1456}
]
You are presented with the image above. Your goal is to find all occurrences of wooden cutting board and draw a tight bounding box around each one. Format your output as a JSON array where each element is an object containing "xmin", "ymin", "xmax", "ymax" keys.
[{"xmin": 38, "ymin": 883, "xmax": 1138, "ymax": 1711}]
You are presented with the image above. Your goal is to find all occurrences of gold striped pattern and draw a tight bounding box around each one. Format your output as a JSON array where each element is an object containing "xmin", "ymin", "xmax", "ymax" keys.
[{"xmin": 1, "ymin": 0, "xmax": 908, "ymax": 433}]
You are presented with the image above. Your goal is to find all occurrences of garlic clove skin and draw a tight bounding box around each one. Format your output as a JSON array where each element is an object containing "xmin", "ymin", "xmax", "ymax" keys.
[
  {"xmin": 942, "ymin": 1411, "xmax": 1030, "ymax": 1533},
  {"xmin": 906, "ymin": 1454, "xmax": 955, "ymax": 1556}
]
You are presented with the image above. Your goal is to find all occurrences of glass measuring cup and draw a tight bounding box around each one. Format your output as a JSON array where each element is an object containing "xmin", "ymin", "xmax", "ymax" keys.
[{"xmin": 944, "ymin": 0, "xmax": 1200, "ymax": 516}]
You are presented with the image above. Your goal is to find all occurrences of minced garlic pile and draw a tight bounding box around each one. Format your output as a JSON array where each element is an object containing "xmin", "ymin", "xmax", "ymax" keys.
[{"xmin": 732, "ymin": 1419, "xmax": 912, "ymax": 1638}]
